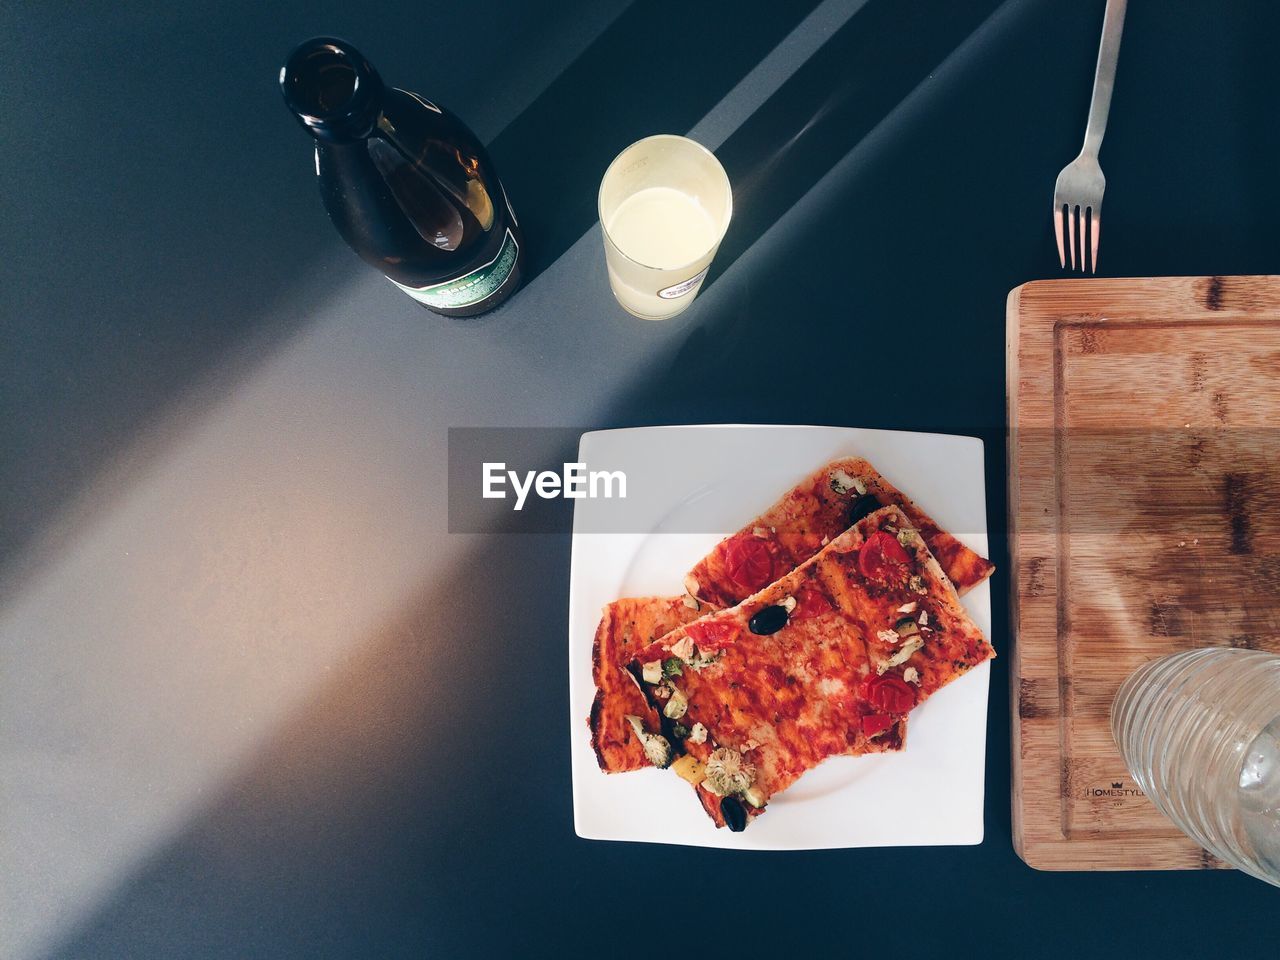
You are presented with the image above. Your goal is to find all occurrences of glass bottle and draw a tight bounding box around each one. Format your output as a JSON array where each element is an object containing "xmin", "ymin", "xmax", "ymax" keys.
[
  {"xmin": 281, "ymin": 37, "xmax": 524, "ymax": 316},
  {"xmin": 1112, "ymin": 647, "xmax": 1280, "ymax": 887}
]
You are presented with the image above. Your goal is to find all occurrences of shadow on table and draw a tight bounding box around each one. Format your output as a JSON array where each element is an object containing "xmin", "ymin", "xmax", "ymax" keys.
[
  {"xmin": 0, "ymin": 0, "xmax": 818, "ymax": 600},
  {"xmin": 0, "ymin": 0, "xmax": 639, "ymax": 592},
  {"xmin": 488, "ymin": 0, "xmax": 824, "ymax": 278},
  {"xmin": 496, "ymin": 0, "xmax": 1009, "ymax": 289},
  {"xmin": 703, "ymin": 0, "xmax": 1005, "ymax": 293}
]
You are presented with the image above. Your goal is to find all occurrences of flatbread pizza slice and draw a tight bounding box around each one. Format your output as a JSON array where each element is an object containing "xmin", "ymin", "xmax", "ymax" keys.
[
  {"xmin": 590, "ymin": 590, "xmax": 910, "ymax": 776},
  {"xmin": 590, "ymin": 596, "xmax": 710, "ymax": 773},
  {"xmin": 590, "ymin": 594, "xmax": 908, "ymax": 810},
  {"xmin": 685, "ymin": 457, "xmax": 995, "ymax": 607},
  {"xmin": 629, "ymin": 505, "xmax": 993, "ymax": 830},
  {"xmin": 591, "ymin": 456, "xmax": 976, "ymax": 774}
]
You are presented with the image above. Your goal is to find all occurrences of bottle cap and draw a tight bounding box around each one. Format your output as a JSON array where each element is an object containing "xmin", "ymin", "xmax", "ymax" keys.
[{"xmin": 280, "ymin": 37, "xmax": 384, "ymax": 142}]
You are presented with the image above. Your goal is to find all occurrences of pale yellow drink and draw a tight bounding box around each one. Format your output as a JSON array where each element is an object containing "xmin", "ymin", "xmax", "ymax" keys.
[
  {"xmin": 607, "ymin": 187, "xmax": 720, "ymax": 268},
  {"xmin": 599, "ymin": 136, "xmax": 732, "ymax": 320}
]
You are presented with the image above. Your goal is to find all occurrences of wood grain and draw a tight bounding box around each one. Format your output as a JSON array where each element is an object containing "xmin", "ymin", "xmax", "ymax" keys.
[{"xmin": 1008, "ymin": 276, "xmax": 1280, "ymax": 871}]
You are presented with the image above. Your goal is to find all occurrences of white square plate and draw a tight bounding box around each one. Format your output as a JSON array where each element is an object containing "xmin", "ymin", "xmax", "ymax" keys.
[{"xmin": 568, "ymin": 425, "xmax": 992, "ymax": 849}]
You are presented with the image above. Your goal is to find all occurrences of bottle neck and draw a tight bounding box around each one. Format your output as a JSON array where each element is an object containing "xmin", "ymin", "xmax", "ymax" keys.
[{"xmin": 280, "ymin": 37, "xmax": 384, "ymax": 143}]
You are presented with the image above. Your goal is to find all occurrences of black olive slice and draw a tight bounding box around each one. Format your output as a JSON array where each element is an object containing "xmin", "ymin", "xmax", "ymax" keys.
[
  {"xmin": 720, "ymin": 796, "xmax": 748, "ymax": 832},
  {"xmin": 847, "ymin": 493, "xmax": 881, "ymax": 526},
  {"xmin": 748, "ymin": 605, "xmax": 789, "ymax": 635}
]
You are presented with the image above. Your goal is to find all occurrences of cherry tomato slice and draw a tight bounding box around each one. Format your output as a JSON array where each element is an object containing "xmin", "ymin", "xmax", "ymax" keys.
[
  {"xmin": 866, "ymin": 675, "xmax": 917, "ymax": 714},
  {"xmin": 858, "ymin": 530, "xmax": 911, "ymax": 582},
  {"xmin": 861, "ymin": 713, "xmax": 894, "ymax": 737},
  {"xmin": 790, "ymin": 585, "xmax": 833, "ymax": 622},
  {"xmin": 723, "ymin": 534, "xmax": 775, "ymax": 595},
  {"xmin": 683, "ymin": 618, "xmax": 740, "ymax": 652}
]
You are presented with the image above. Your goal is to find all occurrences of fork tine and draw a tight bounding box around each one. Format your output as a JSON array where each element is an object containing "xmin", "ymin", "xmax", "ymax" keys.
[
  {"xmin": 1067, "ymin": 205, "xmax": 1077, "ymax": 271},
  {"xmin": 1053, "ymin": 204, "xmax": 1066, "ymax": 268},
  {"xmin": 1090, "ymin": 207, "xmax": 1100, "ymax": 274},
  {"xmin": 1078, "ymin": 206, "xmax": 1088, "ymax": 273}
]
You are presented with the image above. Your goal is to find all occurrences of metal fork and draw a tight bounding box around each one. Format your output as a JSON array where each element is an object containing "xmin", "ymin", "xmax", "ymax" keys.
[{"xmin": 1053, "ymin": 0, "xmax": 1127, "ymax": 273}]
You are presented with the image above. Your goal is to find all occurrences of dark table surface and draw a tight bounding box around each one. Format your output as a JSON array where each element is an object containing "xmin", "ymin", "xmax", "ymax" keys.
[{"xmin": 3, "ymin": 0, "xmax": 1278, "ymax": 957}]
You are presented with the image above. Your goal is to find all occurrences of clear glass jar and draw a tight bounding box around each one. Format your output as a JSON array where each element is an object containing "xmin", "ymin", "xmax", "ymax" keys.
[{"xmin": 1112, "ymin": 647, "xmax": 1280, "ymax": 887}]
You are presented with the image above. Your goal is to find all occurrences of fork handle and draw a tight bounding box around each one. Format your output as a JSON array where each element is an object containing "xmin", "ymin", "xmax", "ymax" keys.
[{"xmin": 1082, "ymin": 0, "xmax": 1127, "ymax": 156}]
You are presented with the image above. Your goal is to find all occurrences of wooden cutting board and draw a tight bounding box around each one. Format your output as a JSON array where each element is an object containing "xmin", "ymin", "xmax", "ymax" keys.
[{"xmin": 1007, "ymin": 275, "xmax": 1280, "ymax": 871}]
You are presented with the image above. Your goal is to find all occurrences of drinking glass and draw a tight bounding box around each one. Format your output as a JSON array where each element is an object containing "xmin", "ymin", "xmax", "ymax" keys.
[
  {"xmin": 598, "ymin": 135, "xmax": 732, "ymax": 320},
  {"xmin": 1112, "ymin": 647, "xmax": 1280, "ymax": 887}
]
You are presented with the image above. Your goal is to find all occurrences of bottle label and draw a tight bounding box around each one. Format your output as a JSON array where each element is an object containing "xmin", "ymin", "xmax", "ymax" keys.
[{"xmin": 389, "ymin": 228, "xmax": 519, "ymax": 310}]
